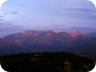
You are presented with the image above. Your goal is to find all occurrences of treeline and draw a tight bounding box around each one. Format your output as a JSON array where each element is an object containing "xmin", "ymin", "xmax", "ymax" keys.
[{"xmin": 0, "ymin": 52, "xmax": 95, "ymax": 72}]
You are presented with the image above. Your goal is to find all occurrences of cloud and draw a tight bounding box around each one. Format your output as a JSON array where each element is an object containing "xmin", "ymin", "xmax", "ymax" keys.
[
  {"xmin": 50, "ymin": 0, "xmax": 96, "ymax": 22},
  {"xmin": 51, "ymin": 25, "xmax": 96, "ymax": 33},
  {"xmin": 0, "ymin": 15, "xmax": 4, "ymax": 18},
  {"xmin": 1, "ymin": 0, "xmax": 96, "ymax": 28},
  {"xmin": 36, "ymin": 0, "xmax": 96, "ymax": 20},
  {"xmin": 0, "ymin": 10, "xmax": 18, "ymax": 21},
  {"xmin": 0, "ymin": 10, "xmax": 18, "ymax": 15},
  {"xmin": 0, "ymin": 19, "xmax": 3, "ymax": 21},
  {"xmin": 88, "ymin": 14, "xmax": 96, "ymax": 19},
  {"xmin": 11, "ymin": 11, "xmax": 18, "ymax": 15},
  {"xmin": 63, "ymin": 8, "xmax": 93, "ymax": 12},
  {"xmin": 0, "ymin": 15, "xmax": 4, "ymax": 21},
  {"xmin": 0, "ymin": 0, "xmax": 7, "ymax": 8}
]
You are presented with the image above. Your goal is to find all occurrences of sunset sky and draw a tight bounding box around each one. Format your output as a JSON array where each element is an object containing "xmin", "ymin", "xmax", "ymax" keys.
[{"xmin": 0, "ymin": 0, "xmax": 96, "ymax": 31}]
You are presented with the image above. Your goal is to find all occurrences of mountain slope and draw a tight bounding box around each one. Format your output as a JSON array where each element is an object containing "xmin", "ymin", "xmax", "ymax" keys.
[{"xmin": 0, "ymin": 30, "xmax": 96, "ymax": 58}]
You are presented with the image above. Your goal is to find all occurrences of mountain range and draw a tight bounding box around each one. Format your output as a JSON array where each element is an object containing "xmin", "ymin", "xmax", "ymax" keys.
[{"xmin": 0, "ymin": 30, "xmax": 96, "ymax": 59}]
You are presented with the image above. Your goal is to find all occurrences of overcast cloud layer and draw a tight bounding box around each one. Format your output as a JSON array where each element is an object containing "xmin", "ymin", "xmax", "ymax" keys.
[{"xmin": 0, "ymin": 0, "xmax": 96, "ymax": 31}]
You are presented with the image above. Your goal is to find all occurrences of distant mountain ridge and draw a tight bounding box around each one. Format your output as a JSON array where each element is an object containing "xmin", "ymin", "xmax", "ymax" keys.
[
  {"xmin": 0, "ymin": 30, "xmax": 96, "ymax": 59},
  {"xmin": 0, "ymin": 23, "xmax": 26, "ymax": 38}
]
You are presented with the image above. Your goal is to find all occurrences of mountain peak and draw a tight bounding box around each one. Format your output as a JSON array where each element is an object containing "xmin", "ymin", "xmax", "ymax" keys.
[{"xmin": 67, "ymin": 32, "xmax": 83, "ymax": 37}]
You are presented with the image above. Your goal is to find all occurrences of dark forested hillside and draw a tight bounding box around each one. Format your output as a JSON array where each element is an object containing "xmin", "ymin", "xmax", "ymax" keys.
[{"xmin": 0, "ymin": 52, "xmax": 95, "ymax": 72}]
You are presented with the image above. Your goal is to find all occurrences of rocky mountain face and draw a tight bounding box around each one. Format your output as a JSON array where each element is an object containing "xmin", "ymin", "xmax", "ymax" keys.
[{"xmin": 0, "ymin": 30, "xmax": 96, "ymax": 58}]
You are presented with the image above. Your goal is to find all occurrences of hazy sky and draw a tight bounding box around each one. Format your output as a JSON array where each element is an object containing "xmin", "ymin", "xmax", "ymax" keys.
[{"xmin": 0, "ymin": 0, "xmax": 96, "ymax": 29}]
